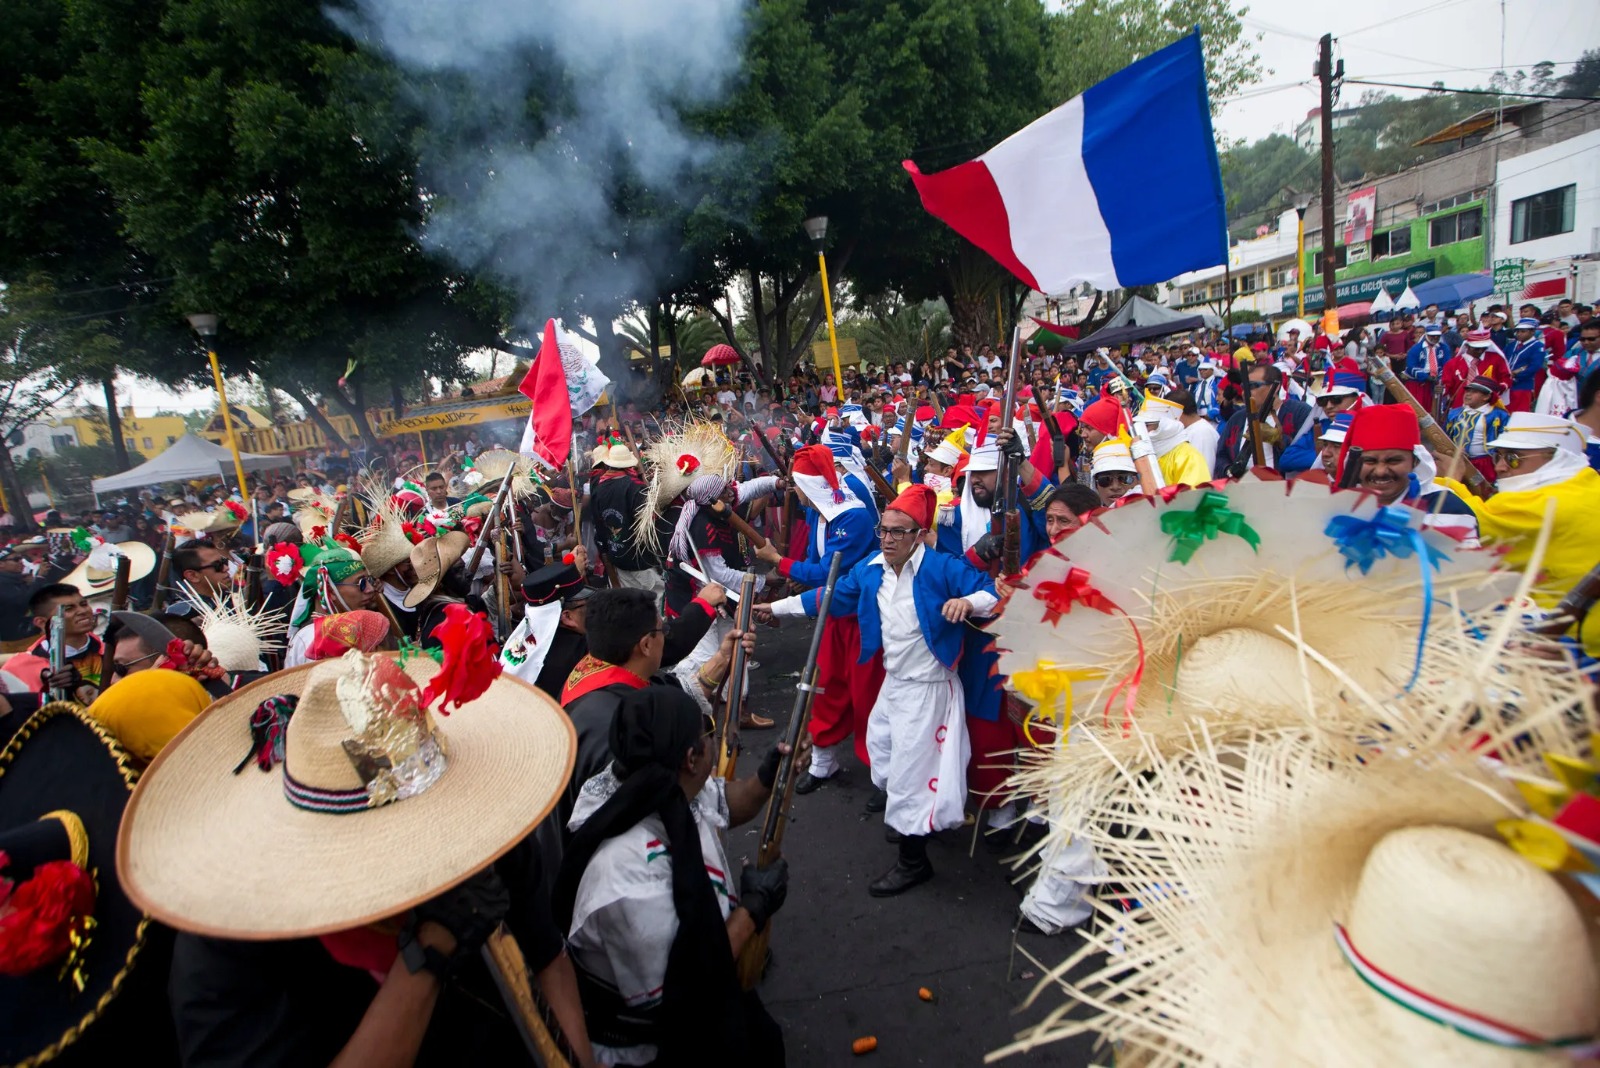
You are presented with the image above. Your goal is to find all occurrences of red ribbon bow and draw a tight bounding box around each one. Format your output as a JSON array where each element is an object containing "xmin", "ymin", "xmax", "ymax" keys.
[
  {"xmin": 1033, "ymin": 568, "xmax": 1117, "ymax": 624},
  {"xmin": 676, "ymin": 454, "xmax": 700, "ymax": 476}
]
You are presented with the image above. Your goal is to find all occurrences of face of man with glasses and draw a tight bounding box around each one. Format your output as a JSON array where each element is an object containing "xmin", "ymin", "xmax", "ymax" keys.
[
  {"xmin": 1093, "ymin": 469, "xmax": 1138, "ymax": 507},
  {"xmin": 875, "ymin": 511, "xmax": 923, "ymax": 568},
  {"xmin": 183, "ymin": 545, "xmax": 234, "ymax": 597}
]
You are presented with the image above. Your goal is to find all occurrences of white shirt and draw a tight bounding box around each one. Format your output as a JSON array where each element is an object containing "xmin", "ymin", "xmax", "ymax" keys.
[
  {"xmin": 715, "ymin": 389, "xmax": 736, "ymax": 408},
  {"xmin": 1179, "ymin": 418, "xmax": 1219, "ymax": 477},
  {"xmin": 567, "ymin": 771, "xmax": 733, "ymax": 1066}
]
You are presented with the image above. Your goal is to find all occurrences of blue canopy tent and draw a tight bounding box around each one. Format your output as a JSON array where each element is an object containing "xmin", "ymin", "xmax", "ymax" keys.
[
  {"xmin": 1410, "ymin": 273, "xmax": 1495, "ymax": 311},
  {"xmin": 1226, "ymin": 322, "xmax": 1271, "ymax": 339}
]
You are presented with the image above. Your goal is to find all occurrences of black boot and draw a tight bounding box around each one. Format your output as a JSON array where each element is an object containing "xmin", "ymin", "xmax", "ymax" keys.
[
  {"xmin": 862, "ymin": 787, "xmax": 888, "ymax": 814},
  {"xmin": 869, "ymin": 834, "xmax": 934, "ymax": 897},
  {"xmin": 794, "ymin": 767, "xmax": 840, "ymax": 795}
]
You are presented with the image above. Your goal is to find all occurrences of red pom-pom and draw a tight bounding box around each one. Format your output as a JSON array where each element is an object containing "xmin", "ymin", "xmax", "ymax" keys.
[
  {"xmin": 419, "ymin": 604, "xmax": 502, "ymax": 714},
  {"xmin": 266, "ymin": 542, "xmax": 304, "ymax": 584},
  {"xmin": 0, "ymin": 859, "xmax": 96, "ymax": 977},
  {"xmin": 676, "ymin": 454, "xmax": 700, "ymax": 475},
  {"xmin": 562, "ymin": 552, "xmax": 575, "ymax": 565}
]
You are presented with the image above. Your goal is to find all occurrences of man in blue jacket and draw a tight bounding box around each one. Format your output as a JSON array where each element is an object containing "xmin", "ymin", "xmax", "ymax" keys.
[
  {"xmin": 754, "ymin": 445, "xmax": 881, "ymax": 794},
  {"xmin": 1215, "ymin": 364, "xmax": 1316, "ymax": 477},
  {"xmin": 757, "ymin": 485, "xmax": 998, "ymax": 897}
]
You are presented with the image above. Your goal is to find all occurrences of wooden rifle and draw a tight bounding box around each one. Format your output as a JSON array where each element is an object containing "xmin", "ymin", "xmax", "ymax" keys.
[
  {"xmin": 465, "ymin": 471, "xmax": 517, "ymax": 577},
  {"xmin": 243, "ymin": 550, "xmax": 265, "ymax": 613},
  {"xmin": 1530, "ymin": 557, "xmax": 1600, "ymax": 638},
  {"xmin": 990, "ymin": 327, "xmax": 1024, "ymax": 575},
  {"xmin": 715, "ymin": 571, "xmax": 759, "ymax": 780},
  {"xmin": 1363, "ymin": 351, "xmax": 1494, "ymax": 499},
  {"xmin": 494, "ymin": 525, "xmax": 512, "ymax": 643},
  {"xmin": 481, "ymin": 927, "xmax": 574, "ymax": 1068},
  {"xmin": 1336, "ymin": 445, "xmax": 1365, "ymax": 490},
  {"xmin": 109, "ymin": 555, "xmax": 133, "ymax": 613},
  {"xmin": 149, "ymin": 530, "xmax": 177, "ymax": 612},
  {"xmin": 736, "ymin": 551, "xmax": 842, "ymax": 990},
  {"xmin": 1099, "ymin": 353, "xmax": 1163, "ymax": 494}
]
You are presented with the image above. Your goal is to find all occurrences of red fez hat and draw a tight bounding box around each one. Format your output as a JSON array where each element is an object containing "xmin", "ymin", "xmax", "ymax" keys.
[
  {"xmin": 1080, "ymin": 397, "xmax": 1126, "ymax": 437},
  {"xmin": 887, "ymin": 484, "xmax": 936, "ymax": 530},
  {"xmin": 1337, "ymin": 403, "xmax": 1420, "ymax": 484},
  {"xmin": 939, "ymin": 405, "xmax": 983, "ymax": 430}
]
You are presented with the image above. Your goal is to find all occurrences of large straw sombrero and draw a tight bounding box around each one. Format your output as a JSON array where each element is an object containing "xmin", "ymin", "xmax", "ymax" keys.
[
  {"xmin": 993, "ymin": 706, "xmax": 1600, "ymax": 1065},
  {"xmin": 116, "ymin": 651, "xmax": 575, "ymax": 938},
  {"xmin": 0, "ymin": 703, "xmax": 148, "ymax": 1067},
  {"xmin": 62, "ymin": 540, "xmax": 157, "ymax": 599},
  {"xmin": 633, "ymin": 421, "xmax": 737, "ymax": 554}
]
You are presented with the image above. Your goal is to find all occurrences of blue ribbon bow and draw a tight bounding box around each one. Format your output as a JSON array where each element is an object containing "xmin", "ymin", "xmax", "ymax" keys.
[{"xmin": 1324, "ymin": 506, "xmax": 1447, "ymax": 690}]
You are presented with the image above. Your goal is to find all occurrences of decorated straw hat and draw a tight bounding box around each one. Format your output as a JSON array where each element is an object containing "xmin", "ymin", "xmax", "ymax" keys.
[
  {"xmin": 356, "ymin": 485, "xmax": 421, "ymax": 579},
  {"xmin": 403, "ymin": 530, "xmax": 471, "ymax": 609},
  {"xmin": 472, "ymin": 448, "xmax": 541, "ymax": 499},
  {"xmin": 117, "ymin": 648, "xmax": 575, "ymax": 938},
  {"xmin": 994, "ymin": 692, "xmax": 1600, "ymax": 1065},
  {"xmin": 181, "ymin": 584, "xmax": 288, "ymax": 672},
  {"xmin": 174, "ymin": 501, "xmax": 247, "ymax": 535},
  {"xmin": 0, "ymin": 703, "xmax": 147, "ymax": 1066},
  {"xmin": 292, "ymin": 502, "xmax": 337, "ymax": 539},
  {"xmin": 62, "ymin": 539, "xmax": 157, "ymax": 599},
  {"xmin": 634, "ymin": 422, "xmax": 737, "ymax": 555},
  {"xmin": 994, "ymin": 477, "xmax": 1513, "ymax": 826}
]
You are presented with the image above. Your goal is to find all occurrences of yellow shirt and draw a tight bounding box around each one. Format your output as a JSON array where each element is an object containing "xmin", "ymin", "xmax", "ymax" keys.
[
  {"xmin": 1233, "ymin": 345, "xmax": 1253, "ymax": 367},
  {"xmin": 1437, "ymin": 467, "xmax": 1600, "ymax": 654},
  {"xmin": 1157, "ymin": 441, "xmax": 1213, "ymax": 488}
]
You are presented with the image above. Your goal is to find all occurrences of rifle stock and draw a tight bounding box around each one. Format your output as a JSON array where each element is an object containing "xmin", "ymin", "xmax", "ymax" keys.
[
  {"xmin": 109, "ymin": 555, "xmax": 133, "ymax": 613},
  {"xmin": 736, "ymin": 551, "xmax": 843, "ymax": 990},
  {"xmin": 715, "ymin": 571, "xmax": 759, "ymax": 779},
  {"xmin": 990, "ymin": 327, "xmax": 1023, "ymax": 575},
  {"xmin": 150, "ymin": 531, "xmax": 176, "ymax": 613}
]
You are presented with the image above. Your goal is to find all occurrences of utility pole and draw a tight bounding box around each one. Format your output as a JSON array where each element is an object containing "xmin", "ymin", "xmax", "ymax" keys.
[{"xmin": 1316, "ymin": 34, "xmax": 1343, "ymax": 321}]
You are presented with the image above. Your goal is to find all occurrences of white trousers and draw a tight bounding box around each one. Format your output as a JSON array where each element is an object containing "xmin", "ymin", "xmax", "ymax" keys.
[
  {"xmin": 1019, "ymin": 831, "xmax": 1105, "ymax": 934},
  {"xmin": 866, "ymin": 671, "xmax": 970, "ymax": 836}
]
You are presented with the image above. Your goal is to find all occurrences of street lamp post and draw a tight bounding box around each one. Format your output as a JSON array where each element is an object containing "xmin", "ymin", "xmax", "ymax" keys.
[
  {"xmin": 1293, "ymin": 192, "xmax": 1312, "ymax": 320},
  {"xmin": 803, "ymin": 216, "xmax": 845, "ymax": 398},
  {"xmin": 186, "ymin": 313, "xmax": 251, "ymax": 501}
]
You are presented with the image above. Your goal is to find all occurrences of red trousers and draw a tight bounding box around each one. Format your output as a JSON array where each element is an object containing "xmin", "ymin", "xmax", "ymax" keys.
[
  {"xmin": 1510, "ymin": 388, "xmax": 1534, "ymax": 413},
  {"xmin": 1467, "ymin": 454, "xmax": 1497, "ymax": 486},
  {"xmin": 966, "ymin": 709, "xmax": 1027, "ymax": 810},
  {"xmin": 807, "ymin": 616, "xmax": 884, "ymax": 767}
]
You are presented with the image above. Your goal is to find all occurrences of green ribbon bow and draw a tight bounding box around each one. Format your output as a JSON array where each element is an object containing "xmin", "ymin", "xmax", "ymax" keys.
[{"xmin": 1159, "ymin": 490, "xmax": 1261, "ymax": 564}]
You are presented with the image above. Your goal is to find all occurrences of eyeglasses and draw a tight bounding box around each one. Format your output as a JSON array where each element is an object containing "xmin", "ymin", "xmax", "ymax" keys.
[
  {"xmin": 339, "ymin": 575, "xmax": 376, "ymax": 592},
  {"xmin": 876, "ymin": 525, "xmax": 919, "ymax": 540},
  {"xmin": 1094, "ymin": 472, "xmax": 1139, "ymax": 489},
  {"xmin": 1489, "ymin": 448, "xmax": 1552, "ymax": 470},
  {"xmin": 109, "ymin": 650, "xmax": 162, "ymax": 678},
  {"xmin": 1316, "ymin": 395, "xmax": 1345, "ymax": 407}
]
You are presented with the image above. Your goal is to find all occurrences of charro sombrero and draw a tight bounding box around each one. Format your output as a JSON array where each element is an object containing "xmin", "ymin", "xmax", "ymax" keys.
[
  {"xmin": 0, "ymin": 703, "xmax": 146, "ymax": 1067},
  {"xmin": 116, "ymin": 650, "xmax": 574, "ymax": 939},
  {"xmin": 62, "ymin": 541, "xmax": 157, "ymax": 599}
]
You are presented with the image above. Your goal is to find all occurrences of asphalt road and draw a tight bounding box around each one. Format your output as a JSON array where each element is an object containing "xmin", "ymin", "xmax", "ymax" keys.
[{"xmin": 724, "ymin": 616, "xmax": 1101, "ymax": 1068}]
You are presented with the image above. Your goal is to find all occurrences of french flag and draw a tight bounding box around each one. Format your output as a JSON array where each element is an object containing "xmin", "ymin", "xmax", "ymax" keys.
[{"xmin": 904, "ymin": 32, "xmax": 1226, "ymax": 294}]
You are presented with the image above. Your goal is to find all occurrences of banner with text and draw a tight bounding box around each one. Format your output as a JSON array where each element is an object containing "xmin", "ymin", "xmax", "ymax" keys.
[{"xmin": 1285, "ymin": 260, "xmax": 1436, "ymax": 315}]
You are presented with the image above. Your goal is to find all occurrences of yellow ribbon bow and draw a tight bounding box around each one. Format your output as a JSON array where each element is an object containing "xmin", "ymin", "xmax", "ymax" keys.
[{"xmin": 1012, "ymin": 663, "xmax": 1104, "ymax": 748}]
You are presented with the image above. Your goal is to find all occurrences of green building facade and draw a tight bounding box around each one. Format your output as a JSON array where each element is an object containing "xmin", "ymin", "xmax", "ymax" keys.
[{"xmin": 1288, "ymin": 197, "xmax": 1489, "ymax": 314}]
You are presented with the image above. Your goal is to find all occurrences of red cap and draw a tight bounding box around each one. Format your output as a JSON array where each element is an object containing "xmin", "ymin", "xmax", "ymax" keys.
[
  {"xmin": 1252, "ymin": 341, "xmax": 1268, "ymax": 351},
  {"xmin": 939, "ymin": 406, "xmax": 983, "ymax": 430},
  {"xmin": 887, "ymin": 484, "xmax": 936, "ymax": 530},
  {"xmin": 791, "ymin": 444, "xmax": 844, "ymax": 503},
  {"xmin": 1080, "ymin": 397, "xmax": 1125, "ymax": 437},
  {"xmin": 1337, "ymin": 403, "xmax": 1419, "ymax": 483}
]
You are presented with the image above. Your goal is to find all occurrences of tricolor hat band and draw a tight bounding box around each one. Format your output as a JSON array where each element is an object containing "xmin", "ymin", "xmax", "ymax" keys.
[{"xmin": 1334, "ymin": 924, "xmax": 1600, "ymax": 1057}]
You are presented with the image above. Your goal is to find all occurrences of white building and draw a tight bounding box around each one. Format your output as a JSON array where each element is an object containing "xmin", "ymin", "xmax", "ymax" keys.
[
  {"xmin": 8, "ymin": 420, "xmax": 79, "ymax": 462},
  {"xmin": 1165, "ymin": 208, "xmax": 1304, "ymax": 323},
  {"xmin": 1491, "ymin": 127, "xmax": 1600, "ymax": 307}
]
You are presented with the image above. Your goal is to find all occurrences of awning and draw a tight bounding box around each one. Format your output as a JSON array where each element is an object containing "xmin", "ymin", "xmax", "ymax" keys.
[
  {"xmin": 377, "ymin": 396, "xmax": 531, "ymax": 437},
  {"xmin": 1061, "ymin": 314, "xmax": 1208, "ymax": 354},
  {"xmin": 1410, "ymin": 273, "xmax": 1495, "ymax": 311}
]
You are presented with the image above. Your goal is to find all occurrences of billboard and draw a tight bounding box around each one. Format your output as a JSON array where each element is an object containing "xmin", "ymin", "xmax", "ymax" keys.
[
  {"xmin": 1282, "ymin": 261, "xmax": 1436, "ymax": 315},
  {"xmin": 1344, "ymin": 186, "xmax": 1376, "ymax": 245}
]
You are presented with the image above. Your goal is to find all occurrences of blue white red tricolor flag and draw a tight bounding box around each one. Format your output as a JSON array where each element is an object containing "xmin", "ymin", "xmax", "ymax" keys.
[{"xmin": 903, "ymin": 31, "xmax": 1226, "ymax": 294}]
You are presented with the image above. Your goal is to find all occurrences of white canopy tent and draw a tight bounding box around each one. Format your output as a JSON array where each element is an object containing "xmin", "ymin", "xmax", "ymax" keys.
[{"xmin": 91, "ymin": 433, "xmax": 292, "ymax": 496}]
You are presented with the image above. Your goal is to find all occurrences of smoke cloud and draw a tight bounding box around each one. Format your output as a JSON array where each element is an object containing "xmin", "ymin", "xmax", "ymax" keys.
[{"xmin": 330, "ymin": 0, "xmax": 750, "ymax": 334}]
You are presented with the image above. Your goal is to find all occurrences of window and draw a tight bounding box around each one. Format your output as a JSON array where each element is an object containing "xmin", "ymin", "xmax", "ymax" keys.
[
  {"xmin": 1269, "ymin": 264, "xmax": 1293, "ymax": 288},
  {"xmin": 1313, "ymin": 246, "xmax": 1348, "ymax": 275},
  {"xmin": 1371, "ymin": 227, "xmax": 1412, "ymax": 258},
  {"xmin": 123, "ymin": 437, "xmax": 133, "ymax": 450},
  {"xmin": 1421, "ymin": 191, "xmax": 1485, "ymax": 215},
  {"xmin": 51, "ymin": 434, "xmax": 73, "ymax": 450},
  {"xmin": 167, "ymin": 435, "xmax": 177, "ymax": 445},
  {"xmin": 1511, "ymin": 184, "xmax": 1576, "ymax": 244},
  {"xmin": 1237, "ymin": 273, "xmax": 1258, "ymax": 294},
  {"xmin": 1429, "ymin": 207, "xmax": 1483, "ymax": 247},
  {"xmin": 142, "ymin": 436, "xmax": 153, "ymax": 450}
]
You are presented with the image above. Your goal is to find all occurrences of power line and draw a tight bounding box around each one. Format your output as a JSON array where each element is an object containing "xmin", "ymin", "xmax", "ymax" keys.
[
  {"xmin": 1343, "ymin": 78, "xmax": 1600, "ymax": 102},
  {"xmin": 1340, "ymin": 0, "xmax": 1473, "ymax": 38}
]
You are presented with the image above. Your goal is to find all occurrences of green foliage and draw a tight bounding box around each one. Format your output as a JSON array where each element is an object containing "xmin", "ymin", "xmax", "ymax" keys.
[
  {"xmin": 853, "ymin": 300, "xmax": 952, "ymax": 369},
  {"xmin": 1044, "ymin": 0, "xmax": 1263, "ymax": 108},
  {"xmin": 0, "ymin": 279, "xmax": 117, "ymax": 436},
  {"xmin": 1558, "ymin": 49, "xmax": 1600, "ymax": 99},
  {"xmin": 1220, "ymin": 133, "xmax": 1313, "ymax": 226}
]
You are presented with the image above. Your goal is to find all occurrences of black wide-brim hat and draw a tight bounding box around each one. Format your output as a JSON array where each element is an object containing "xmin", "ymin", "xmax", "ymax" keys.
[{"xmin": 0, "ymin": 703, "xmax": 146, "ymax": 1067}]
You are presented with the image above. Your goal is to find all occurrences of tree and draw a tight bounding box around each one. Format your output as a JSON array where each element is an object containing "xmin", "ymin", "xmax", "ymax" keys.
[
  {"xmin": 1559, "ymin": 48, "xmax": 1600, "ymax": 99},
  {"xmin": 1220, "ymin": 134, "xmax": 1313, "ymax": 229},
  {"xmin": 1044, "ymin": 0, "xmax": 1264, "ymax": 110},
  {"xmin": 853, "ymin": 299, "xmax": 952, "ymax": 370},
  {"xmin": 17, "ymin": 443, "xmax": 147, "ymax": 508},
  {"xmin": 0, "ymin": 280, "xmax": 117, "ymax": 529}
]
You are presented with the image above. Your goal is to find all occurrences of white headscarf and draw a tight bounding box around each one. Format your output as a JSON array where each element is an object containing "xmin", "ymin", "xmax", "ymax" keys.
[{"xmin": 956, "ymin": 443, "xmax": 1000, "ymax": 552}]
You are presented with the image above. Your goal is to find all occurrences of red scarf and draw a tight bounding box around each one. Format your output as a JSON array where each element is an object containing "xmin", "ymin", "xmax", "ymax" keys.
[{"xmin": 561, "ymin": 653, "xmax": 648, "ymax": 704}]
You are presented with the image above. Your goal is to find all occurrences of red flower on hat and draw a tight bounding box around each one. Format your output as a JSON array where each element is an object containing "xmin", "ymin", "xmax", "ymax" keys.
[
  {"xmin": 266, "ymin": 542, "xmax": 304, "ymax": 583},
  {"xmin": 310, "ymin": 525, "xmax": 328, "ymax": 540},
  {"xmin": 224, "ymin": 500, "xmax": 249, "ymax": 521},
  {"xmin": 676, "ymin": 454, "xmax": 700, "ymax": 476},
  {"xmin": 420, "ymin": 603, "xmax": 502, "ymax": 714},
  {"xmin": 333, "ymin": 532, "xmax": 361, "ymax": 553},
  {"xmin": 0, "ymin": 857, "xmax": 96, "ymax": 978}
]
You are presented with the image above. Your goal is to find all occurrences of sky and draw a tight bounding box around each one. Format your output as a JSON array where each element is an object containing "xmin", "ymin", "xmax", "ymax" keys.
[
  {"xmin": 104, "ymin": 0, "xmax": 1599, "ymax": 416},
  {"xmin": 1215, "ymin": 0, "xmax": 1599, "ymax": 144}
]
